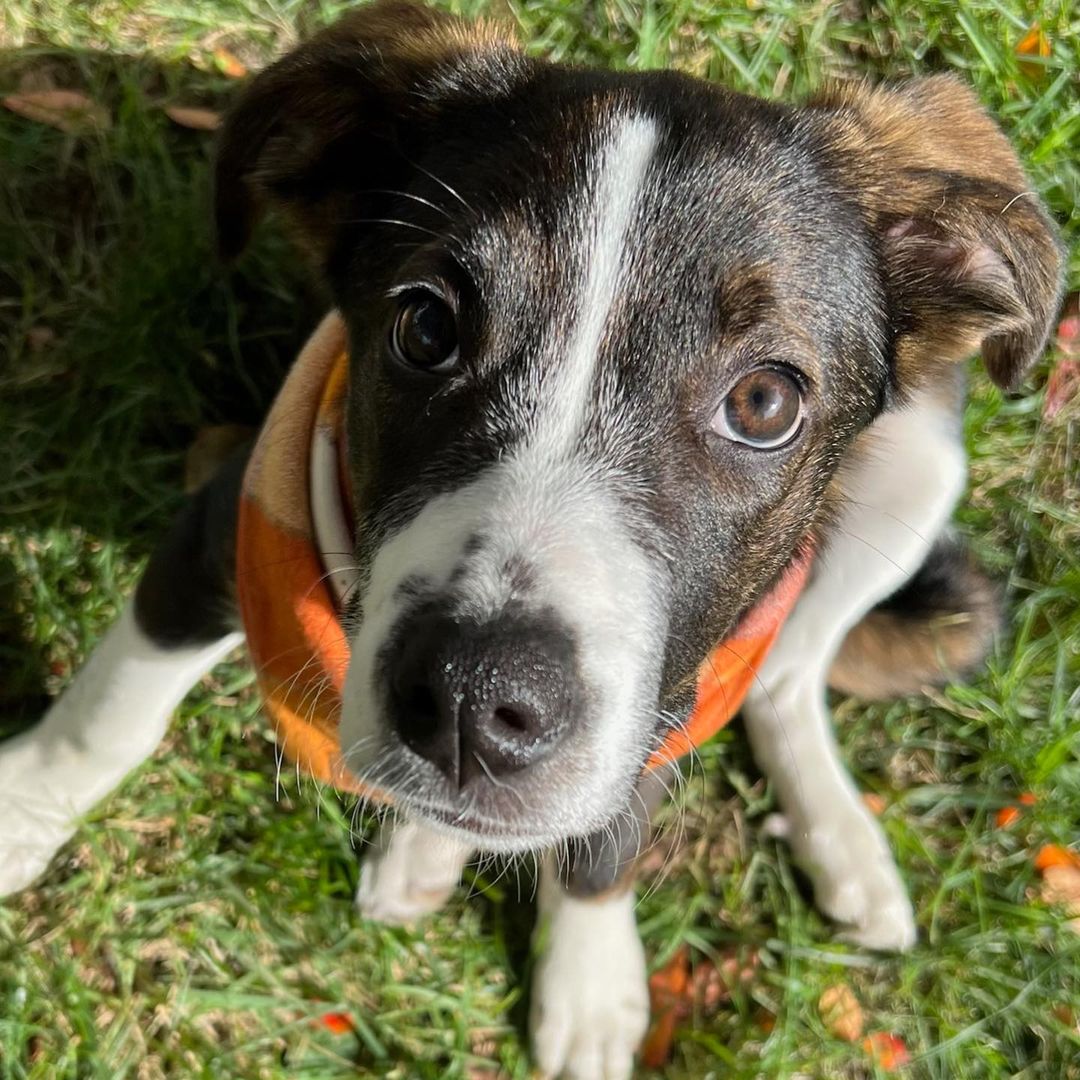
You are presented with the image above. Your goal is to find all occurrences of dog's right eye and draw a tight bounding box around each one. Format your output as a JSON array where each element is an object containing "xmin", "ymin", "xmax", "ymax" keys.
[{"xmin": 389, "ymin": 292, "xmax": 460, "ymax": 373}]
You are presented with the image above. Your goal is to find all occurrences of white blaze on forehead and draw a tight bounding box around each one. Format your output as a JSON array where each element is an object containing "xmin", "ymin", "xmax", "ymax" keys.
[{"xmin": 530, "ymin": 112, "xmax": 658, "ymax": 456}]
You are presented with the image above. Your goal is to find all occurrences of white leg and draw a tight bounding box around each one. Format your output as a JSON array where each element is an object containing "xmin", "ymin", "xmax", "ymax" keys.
[
  {"xmin": 355, "ymin": 817, "xmax": 472, "ymax": 924},
  {"xmin": 530, "ymin": 859, "xmax": 648, "ymax": 1080},
  {"xmin": 743, "ymin": 395, "xmax": 967, "ymax": 950},
  {"xmin": 0, "ymin": 600, "xmax": 242, "ymax": 897}
]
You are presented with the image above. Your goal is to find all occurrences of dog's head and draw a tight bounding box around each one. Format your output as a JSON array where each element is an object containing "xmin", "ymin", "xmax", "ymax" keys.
[{"xmin": 217, "ymin": 1, "xmax": 1062, "ymax": 852}]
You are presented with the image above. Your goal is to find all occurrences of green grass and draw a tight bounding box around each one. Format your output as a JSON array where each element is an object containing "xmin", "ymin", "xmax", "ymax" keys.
[{"xmin": 1, "ymin": 1, "xmax": 1078, "ymax": 1077}]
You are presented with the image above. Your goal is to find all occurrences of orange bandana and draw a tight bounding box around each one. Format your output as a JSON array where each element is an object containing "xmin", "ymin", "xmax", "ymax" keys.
[{"xmin": 236, "ymin": 312, "xmax": 812, "ymax": 795}]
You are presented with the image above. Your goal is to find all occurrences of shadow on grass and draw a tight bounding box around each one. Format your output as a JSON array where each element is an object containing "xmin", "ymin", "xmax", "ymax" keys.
[{"xmin": 0, "ymin": 43, "xmax": 327, "ymax": 719}]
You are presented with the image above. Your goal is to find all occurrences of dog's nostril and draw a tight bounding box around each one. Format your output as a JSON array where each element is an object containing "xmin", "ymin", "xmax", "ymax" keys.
[
  {"xmin": 402, "ymin": 683, "xmax": 439, "ymax": 732},
  {"xmin": 385, "ymin": 605, "xmax": 578, "ymax": 786},
  {"xmin": 492, "ymin": 704, "xmax": 529, "ymax": 732}
]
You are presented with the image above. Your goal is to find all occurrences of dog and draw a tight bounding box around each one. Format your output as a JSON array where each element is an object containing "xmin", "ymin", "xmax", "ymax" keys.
[{"xmin": 0, "ymin": 2, "xmax": 1063, "ymax": 1076}]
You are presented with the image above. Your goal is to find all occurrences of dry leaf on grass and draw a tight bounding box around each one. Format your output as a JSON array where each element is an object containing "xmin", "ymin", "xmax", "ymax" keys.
[
  {"xmin": 642, "ymin": 946, "xmax": 760, "ymax": 1066},
  {"xmin": 863, "ymin": 1032, "xmax": 910, "ymax": 1070},
  {"xmin": 1034, "ymin": 844, "xmax": 1080, "ymax": 873},
  {"xmin": 1016, "ymin": 23, "xmax": 1051, "ymax": 79},
  {"xmin": 317, "ymin": 1011, "xmax": 354, "ymax": 1035},
  {"xmin": 3, "ymin": 90, "xmax": 110, "ymax": 134},
  {"xmin": 1040, "ymin": 866, "xmax": 1080, "ymax": 935},
  {"xmin": 818, "ymin": 983, "xmax": 864, "ymax": 1042},
  {"xmin": 641, "ymin": 946, "xmax": 690, "ymax": 1068},
  {"xmin": 164, "ymin": 105, "xmax": 222, "ymax": 131},
  {"xmin": 25, "ymin": 326, "xmax": 56, "ymax": 352},
  {"xmin": 213, "ymin": 47, "xmax": 248, "ymax": 79}
]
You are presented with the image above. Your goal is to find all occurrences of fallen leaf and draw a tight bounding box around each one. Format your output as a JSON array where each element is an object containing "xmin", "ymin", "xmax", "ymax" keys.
[
  {"xmin": 755, "ymin": 1007, "xmax": 777, "ymax": 1034},
  {"xmin": 1052, "ymin": 1004, "xmax": 1078, "ymax": 1033},
  {"xmin": 1040, "ymin": 865, "xmax": 1080, "ymax": 935},
  {"xmin": 2, "ymin": 89, "xmax": 110, "ymax": 134},
  {"xmin": 164, "ymin": 105, "xmax": 222, "ymax": 131},
  {"xmin": 863, "ymin": 1032, "xmax": 910, "ymax": 1071},
  {"xmin": 1034, "ymin": 845, "xmax": 1080, "ymax": 873},
  {"xmin": 1016, "ymin": 23, "xmax": 1051, "ymax": 79},
  {"xmin": 819, "ymin": 983, "xmax": 864, "ymax": 1042},
  {"xmin": 862, "ymin": 792, "xmax": 887, "ymax": 816},
  {"xmin": 995, "ymin": 805, "xmax": 1021, "ymax": 828},
  {"xmin": 25, "ymin": 326, "xmax": 56, "ymax": 352},
  {"xmin": 642, "ymin": 948, "xmax": 691, "ymax": 1068},
  {"xmin": 1018, "ymin": 792, "xmax": 1038, "ymax": 807},
  {"xmin": 213, "ymin": 47, "xmax": 248, "ymax": 79},
  {"xmin": 1044, "ymin": 357, "xmax": 1080, "ymax": 422},
  {"xmin": 317, "ymin": 1011, "xmax": 354, "ymax": 1035}
]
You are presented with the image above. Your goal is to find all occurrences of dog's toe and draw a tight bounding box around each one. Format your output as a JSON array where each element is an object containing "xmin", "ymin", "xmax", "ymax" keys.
[
  {"xmin": 354, "ymin": 819, "xmax": 471, "ymax": 926},
  {"xmin": 0, "ymin": 802, "xmax": 74, "ymax": 899},
  {"xmin": 790, "ymin": 813, "xmax": 917, "ymax": 953},
  {"xmin": 529, "ymin": 904, "xmax": 648, "ymax": 1080}
]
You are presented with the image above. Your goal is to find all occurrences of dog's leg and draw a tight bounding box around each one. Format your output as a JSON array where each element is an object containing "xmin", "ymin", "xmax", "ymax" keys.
[
  {"xmin": 742, "ymin": 392, "xmax": 967, "ymax": 950},
  {"xmin": 355, "ymin": 817, "xmax": 472, "ymax": 924},
  {"xmin": 0, "ymin": 450, "xmax": 248, "ymax": 897},
  {"xmin": 529, "ymin": 768, "xmax": 669, "ymax": 1080}
]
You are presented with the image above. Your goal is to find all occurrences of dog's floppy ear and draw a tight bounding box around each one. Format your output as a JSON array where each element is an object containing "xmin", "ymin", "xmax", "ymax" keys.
[
  {"xmin": 813, "ymin": 76, "xmax": 1063, "ymax": 390},
  {"xmin": 214, "ymin": 0, "xmax": 520, "ymax": 261}
]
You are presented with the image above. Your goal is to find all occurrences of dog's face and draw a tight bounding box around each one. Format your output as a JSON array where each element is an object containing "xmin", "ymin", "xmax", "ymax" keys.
[{"xmin": 217, "ymin": 2, "xmax": 1061, "ymax": 852}]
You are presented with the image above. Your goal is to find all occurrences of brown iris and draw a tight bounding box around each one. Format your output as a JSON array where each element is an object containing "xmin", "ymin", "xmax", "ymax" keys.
[
  {"xmin": 714, "ymin": 367, "xmax": 803, "ymax": 448},
  {"xmin": 390, "ymin": 291, "xmax": 459, "ymax": 372}
]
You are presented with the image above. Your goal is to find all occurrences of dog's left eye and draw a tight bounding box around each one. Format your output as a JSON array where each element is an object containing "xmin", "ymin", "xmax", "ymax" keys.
[
  {"xmin": 712, "ymin": 367, "xmax": 804, "ymax": 449},
  {"xmin": 390, "ymin": 291, "xmax": 459, "ymax": 372}
]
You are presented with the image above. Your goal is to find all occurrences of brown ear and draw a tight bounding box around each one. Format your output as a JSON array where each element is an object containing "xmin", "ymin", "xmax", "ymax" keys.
[
  {"xmin": 812, "ymin": 76, "xmax": 1064, "ymax": 389},
  {"xmin": 214, "ymin": 0, "xmax": 520, "ymax": 261}
]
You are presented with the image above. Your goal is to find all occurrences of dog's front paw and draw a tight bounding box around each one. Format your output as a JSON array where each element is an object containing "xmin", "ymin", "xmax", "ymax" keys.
[
  {"xmin": 355, "ymin": 819, "xmax": 471, "ymax": 925},
  {"xmin": 530, "ymin": 892, "xmax": 648, "ymax": 1080},
  {"xmin": 781, "ymin": 803, "xmax": 916, "ymax": 952},
  {"xmin": 0, "ymin": 733, "xmax": 78, "ymax": 898}
]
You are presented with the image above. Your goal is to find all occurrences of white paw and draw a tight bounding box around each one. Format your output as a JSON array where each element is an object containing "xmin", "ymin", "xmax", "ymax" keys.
[
  {"xmin": 0, "ymin": 733, "xmax": 77, "ymax": 897},
  {"xmin": 355, "ymin": 819, "xmax": 471, "ymax": 925},
  {"xmin": 782, "ymin": 804, "xmax": 916, "ymax": 952},
  {"xmin": 530, "ymin": 887, "xmax": 649, "ymax": 1080}
]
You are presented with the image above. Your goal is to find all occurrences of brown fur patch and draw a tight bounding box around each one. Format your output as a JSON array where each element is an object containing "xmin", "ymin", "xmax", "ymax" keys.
[
  {"xmin": 828, "ymin": 537, "xmax": 1001, "ymax": 699},
  {"xmin": 810, "ymin": 76, "xmax": 1064, "ymax": 391},
  {"xmin": 214, "ymin": 0, "xmax": 520, "ymax": 262}
]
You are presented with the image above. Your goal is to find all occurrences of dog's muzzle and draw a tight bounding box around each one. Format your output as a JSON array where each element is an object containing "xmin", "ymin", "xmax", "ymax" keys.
[{"xmin": 385, "ymin": 605, "xmax": 581, "ymax": 789}]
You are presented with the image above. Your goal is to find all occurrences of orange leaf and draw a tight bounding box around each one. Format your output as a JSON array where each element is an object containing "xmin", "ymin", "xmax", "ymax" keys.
[
  {"xmin": 164, "ymin": 105, "xmax": 222, "ymax": 131},
  {"xmin": 1018, "ymin": 792, "xmax": 1037, "ymax": 807},
  {"xmin": 863, "ymin": 1032, "xmax": 910, "ymax": 1071},
  {"xmin": 1016, "ymin": 23, "xmax": 1051, "ymax": 79},
  {"xmin": 862, "ymin": 793, "xmax": 887, "ymax": 816},
  {"xmin": 318, "ymin": 1011, "xmax": 354, "ymax": 1035},
  {"xmin": 643, "ymin": 947, "xmax": 692, "ymax": 1067},
  {"xmin": 649, "ymin": 946, "xmax": 691, "ymax": 1005},
  {"xmin": 1040, "ymin": 865, "xmax": 1080, "ymax": 934},
  {"xmin": 640, "ymin": 1006, "xmax": 680, "ymax": 1069},
  {"xmin": 3, "ymin": 90, "xmax": 110, "ymax": 134},
  {"xmin": 213, "ymin": 47, "xmax": 248, "ymax": 79},
  {"xmin": 995, "ymin": 806, "xmax": 1021, "ymax": 828},
  {"xmin": 819, "ymin": 983, "xmax": 864, "ymax": 1043},
  {"xmin": 1034, "ymin": 845, "xmax": 1080, "ymax": 873}
]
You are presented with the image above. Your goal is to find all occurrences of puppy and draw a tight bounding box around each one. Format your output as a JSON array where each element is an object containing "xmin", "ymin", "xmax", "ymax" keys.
[{"xmin": 0, "ymin": 3, "xmax": 1062, "ymax": 1076}]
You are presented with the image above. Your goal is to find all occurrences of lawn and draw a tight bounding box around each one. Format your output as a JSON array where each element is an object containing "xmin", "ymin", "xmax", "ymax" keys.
[{"xmin": 1, "ymin": 0, "xmax": 1078, "ymax": 1077}]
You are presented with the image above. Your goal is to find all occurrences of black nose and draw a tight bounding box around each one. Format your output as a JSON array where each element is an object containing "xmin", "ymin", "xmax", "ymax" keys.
[{"xmin": 386, "ymin": 606, "xmax": 578, "ymax": 788}]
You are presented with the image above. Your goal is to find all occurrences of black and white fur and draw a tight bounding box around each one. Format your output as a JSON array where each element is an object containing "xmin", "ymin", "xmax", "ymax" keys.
[{"xmin": 0, "ymin": 4, "xmax": 1063, "ymax": 1077}]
